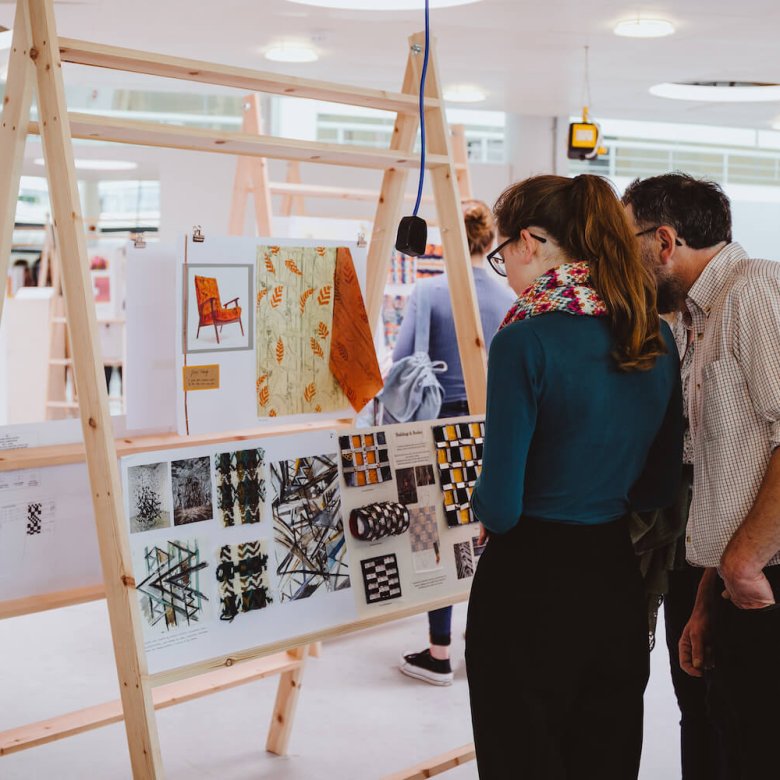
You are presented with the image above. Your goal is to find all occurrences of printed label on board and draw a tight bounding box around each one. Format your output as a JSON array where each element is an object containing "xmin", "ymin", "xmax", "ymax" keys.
[{"xmin": 183, "ymin": 365, "xmax": 220, "ymax": 391}]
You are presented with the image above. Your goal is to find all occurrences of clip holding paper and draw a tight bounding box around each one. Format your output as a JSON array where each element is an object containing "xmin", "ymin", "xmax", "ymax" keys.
[
  {"xmin": 131, "ymin": 232, "xmax": 146, "ymax": 249},
  {"xmin": 357, "ymin": 231, "xmax": 367, "ymax": 248},
  {"xmin": 192, "ymin": 225, "xmax": 206, "ymax": 243}
]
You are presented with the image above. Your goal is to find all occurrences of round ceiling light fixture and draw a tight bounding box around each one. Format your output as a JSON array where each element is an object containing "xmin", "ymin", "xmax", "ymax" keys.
[
  {"xmin": 285, "ymin": 0, "xmax": 480, "ymax": 9},
  {"xmin": 34, "ymin": 157, "xmax": 139, "ymax": 171},
  {"xmin": 443, "ymin": 84, "xmax": 487, "ymax": 103},
  {"xmin": 614, "ymin": 18, "xmax": 675, "ymax": 38},
  {"xmin": 265, "ymin": 42, "xmax": 319, "ymax": 63},
  {"xmin": 0, "ymin": 26, "xmax": 13, "ymax": 50},
  {"xmin": 650, "ymin": 81, "xmax": 780, "ymax": 102}
]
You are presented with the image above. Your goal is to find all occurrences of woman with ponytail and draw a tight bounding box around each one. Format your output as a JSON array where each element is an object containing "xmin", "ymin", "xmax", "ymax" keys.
[{"xmin": 465, "ymin": 175, "xmax": 683, "ymax": 779}]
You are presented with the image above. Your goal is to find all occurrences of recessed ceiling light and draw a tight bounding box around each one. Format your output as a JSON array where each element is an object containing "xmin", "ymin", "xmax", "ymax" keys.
[
  {"xmin": 0, "ymin": 27, "xmax": 13, "ymax": 51},
  {"xmin": 614, "ymin": 19, "xmax": 675, "ymax": 38},
  {"xmin": 650, "ymin": 81, "xmax": 780, "ymax": 102},
  {"xmin": 444, "ymin": 84, "xmax": 486, "ymax": 103},
  {"xmin": 34, "ymin": 158, "xmax": 139, "ymax": 171},
  {"xmin": 286, "ymin": 0, "xmax": 480, "ymax": 8},
  {"xmin": 265, "ymin": 43, "xmax": 319, "ymax": 63}
]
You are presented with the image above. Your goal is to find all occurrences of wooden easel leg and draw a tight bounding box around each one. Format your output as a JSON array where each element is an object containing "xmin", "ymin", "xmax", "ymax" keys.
[
  {"xmin": 450, "ymin": 124, "xmax": 474, "ymax": 201},
  {"xmin": 0, "ymin": 1, "xmax": 35, "ymax": 324},
  {"xmin": 26, "ymin": 1, "xmax": 164, "ymax": 776},
  {"xmin": 265, "ymin": 645, "xmax": 308, "ymax": 756}
]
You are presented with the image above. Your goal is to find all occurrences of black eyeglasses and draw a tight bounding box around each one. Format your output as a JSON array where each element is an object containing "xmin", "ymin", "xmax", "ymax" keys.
[
  {"xmin": 487, "ymin": 233, "xmax": 547, "ymax": 277},
  {"xmin": 635, "ymin": 225, "xmax": 683, "ymax": 247}
]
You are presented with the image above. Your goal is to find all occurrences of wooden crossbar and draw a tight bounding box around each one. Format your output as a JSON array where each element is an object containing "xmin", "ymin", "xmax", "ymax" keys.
[
  {"xmin": 58, "ymin": 38, "xmax": 438, "ymax": 115},
  {"xmin": 383, "ymin": 744, "xmax": 476, "ymax": 780},
  {"xmin": 270, "ymin": 181, "xmax": 436, "ymax": 204},
  {"xmin": 26, "ymin": 114, "xmax": 450, "ymax": 170},
  {"xmin": 0, "ymin": 651, "xmax": 305, "ymax": 756}
]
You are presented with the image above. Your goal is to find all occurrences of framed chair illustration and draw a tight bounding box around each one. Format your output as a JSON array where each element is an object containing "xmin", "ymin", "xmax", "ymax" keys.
[{"xmin": 194, "ymin": 275, "xmax": 244, "ymax": 345}]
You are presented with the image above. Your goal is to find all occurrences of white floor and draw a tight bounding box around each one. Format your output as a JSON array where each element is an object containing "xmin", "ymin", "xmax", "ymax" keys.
[{"xmin": 0, "ymin": 601, "xmax": 681, "ymax": 779}]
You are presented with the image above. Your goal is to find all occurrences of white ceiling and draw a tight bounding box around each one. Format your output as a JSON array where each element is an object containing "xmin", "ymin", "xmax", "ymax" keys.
[{"xmin": 3, "ymin": 0, "xmax": 780, "ymax": 129}]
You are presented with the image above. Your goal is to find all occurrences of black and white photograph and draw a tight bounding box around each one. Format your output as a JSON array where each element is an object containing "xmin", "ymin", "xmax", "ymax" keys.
[{"xmin": 171, "ymin": 457, "xmax": 213, "ymax": 526}]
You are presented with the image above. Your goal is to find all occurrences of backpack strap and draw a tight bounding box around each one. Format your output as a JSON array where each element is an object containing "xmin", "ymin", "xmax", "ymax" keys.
[{"xmin": 414, "ymin": 281, "xmax": 432, "ymax": 354}]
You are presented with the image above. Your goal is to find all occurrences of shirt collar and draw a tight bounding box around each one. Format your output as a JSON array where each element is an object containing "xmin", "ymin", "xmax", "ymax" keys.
[{"xmin": 687, "ymin": 242, "xmax": 748, "ymax": 316}]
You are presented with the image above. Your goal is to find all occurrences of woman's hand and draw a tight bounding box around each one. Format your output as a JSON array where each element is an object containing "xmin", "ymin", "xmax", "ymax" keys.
[{"xmin": 477, "ymin": 523, "xmax": 490, "ymax": 547}]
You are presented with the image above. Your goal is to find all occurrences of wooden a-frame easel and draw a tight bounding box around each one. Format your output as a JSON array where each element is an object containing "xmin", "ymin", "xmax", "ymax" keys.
[{"xmin": 0, "ymin": 1, "xmax": 488, "ymax": 776}]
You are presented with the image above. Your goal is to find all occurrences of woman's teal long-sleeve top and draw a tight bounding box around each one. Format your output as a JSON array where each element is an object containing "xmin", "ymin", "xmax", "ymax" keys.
[{"xmin": 470, "ymin": 313, "xmax": 683, "ymax": 532}]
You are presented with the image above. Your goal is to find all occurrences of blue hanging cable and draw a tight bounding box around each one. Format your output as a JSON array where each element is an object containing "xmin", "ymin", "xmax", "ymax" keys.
[{"xmin": 412, "ymin": 0, "xmax": 430, "ymax": 218}]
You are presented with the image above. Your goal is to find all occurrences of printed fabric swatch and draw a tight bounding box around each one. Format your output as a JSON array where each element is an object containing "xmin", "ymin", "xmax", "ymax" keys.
[
  {"xmin": 409, "ymin": 505, "xmax": 441, "ymax": 573},
  {"xmin": 339, "ymin": 431, "xmax": 392, "ymax": 488},
  {"xmin": 256, "ymin": 245, "xmax": 346, "ymax": 417},
  {"xmin": 432, "ymin": 421, "xmax": 485, "ymax": 527},
  {"xmin": 214, "ymin": 448, "xmax": 266, "ymax": 527},
  {"xmin": 329, "ymin": 247, "xmax": 383, "ymax": 412},
  {"xmin": 137, "ymin": 539, "xmax": 209, "ymax": 631},
  {"xmin": 349, "ymin": 502, "xmax": 410, "ymax": 541},
  {"xmin": 361, "ymin": 553, "xmax": 402, "ymax": 604},
  {"xmin": 454, "ymin": 540, "xmax": 475, "ymax": 580},
  {"xmin": 26, "ymin": 503, "xmax": 42, "ymax": 535},
  {"xmin": 271, "ymin": 454, "xmax": 351, "ymax": 601},
  {"xmin": 216, "ymin": 540, "xmax": 273, "ymax": 622}
]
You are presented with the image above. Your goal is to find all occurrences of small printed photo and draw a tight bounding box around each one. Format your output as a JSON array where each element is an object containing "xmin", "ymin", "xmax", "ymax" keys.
[
  {"xmin": 472, "ymin": 535, "xmax": 487, "ymax": 558},
  {"xmin": 184, "ymin": 263, "xmax": 253, "ymax": 354},
  {"xmin": 128, "ymin": 463, "xmax": 173, "ymax": 533},
  {"xmin": 396, "ymin": 467, "xmax": 418, "ymax": 506},
  {"xmin": 414, "ymin": 464, "xmax": 436, "ymax": 487},
  {"xmin": 454, "ymin": 540, "xmax": 475, "ymax": 580},
  {"xmin": 172, "ymin": 457, "xmax": 213, "ymax": 526}
]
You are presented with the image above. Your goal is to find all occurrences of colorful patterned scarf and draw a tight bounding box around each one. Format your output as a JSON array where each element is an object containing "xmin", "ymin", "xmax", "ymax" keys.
[{"xmin": 499, "ymin": 261, "xmax": 608, "ymax": 329}]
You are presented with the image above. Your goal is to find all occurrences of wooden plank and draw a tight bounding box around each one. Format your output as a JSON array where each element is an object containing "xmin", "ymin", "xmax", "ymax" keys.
[
  {"xmin": 279, "ymin": 161, "xmax": 304, "ymax": 217},
  {"xmin": 0, "ymin": 418, "xmax": 348, "ymax": 472},
  {"xmin": 0, "ymin": 652, "xmax": 304, "ymax": 755},
  {"xmin": 270, "ymin": 181, "xmax": 433, "ymax": 205},
  {"xmin": 0, "ymin": 584, "xmax": 104, "ymax": 620},
  {"xmin": 26, "ymin": 1, "xmax": 164, "ymax": 775},
  {"xmin": 382, "ymin": 744, "xmax": 476, "ymax": 780},
  {"xmin": 266, "ymin": 646, "xmax": 308, "ymax": 756},
  {"xmin": 27, "ymin": 113, "xmax": 451, "ymax": 171},
  {"xmin": 451, "ymin": 124, "xmax": 474, "ymax": 200},
  {"xmin": 364, "ymin": 38, "xmax": 422, "ymax": 329},
  {"xmin": 0, "ymin": 1, "xmax": 35, "ymax": 325},
  {"xmin": 423, "ymin": 36, "xmax": 487, "ymax": 414},
  {"xmin": 58, "ymin": 38, "xmax": 440, "ymax": 115}
]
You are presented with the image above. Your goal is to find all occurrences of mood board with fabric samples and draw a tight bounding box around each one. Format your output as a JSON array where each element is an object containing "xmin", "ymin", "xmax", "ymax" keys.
[
  {"xmin": 175, "ymin": 235, "xmax": 382, "ymax": 436},
  {"xmin": 120, "ymin": 416, "xmax": 485, "ymax": 674}
]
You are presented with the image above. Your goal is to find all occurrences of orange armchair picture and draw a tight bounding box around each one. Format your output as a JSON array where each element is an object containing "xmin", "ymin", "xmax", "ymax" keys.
[{"xmin": 194, "ymin": 275, "xmax": 244, "ymax": 345}]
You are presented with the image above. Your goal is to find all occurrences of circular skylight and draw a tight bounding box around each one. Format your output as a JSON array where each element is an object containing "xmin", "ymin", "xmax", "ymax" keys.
[
  {"xmin": 614, "ymin": 19, "xmax": 675, "ymax": 38},
  {"xmin": 443, "ymin": 84, "xmax": 487, "ymax": 103},
  {"xmin": 265, "ymin": 44, "xmax": 319, "ymax": 63},
  {"xmin": 650, "ymin": 81, "xmax": 780, "ymax": 102}
]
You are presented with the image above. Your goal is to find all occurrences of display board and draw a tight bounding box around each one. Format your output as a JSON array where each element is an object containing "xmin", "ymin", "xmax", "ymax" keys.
[
  {"xmin": 120, "ymin": 416, "xmax": 484, "ymax": 675},
  {"xmin": 175, "ymin": 235, "xmax": 371, "ymax": 436}
]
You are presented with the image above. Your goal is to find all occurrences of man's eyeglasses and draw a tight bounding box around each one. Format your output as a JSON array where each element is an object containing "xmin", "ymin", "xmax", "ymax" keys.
[
  {"xmin": 635, "ymin": 226, "xmax": 683, "ymax": 247},
  {"xmin": 487, "ymin": 233, "xmax": 547, "ymax": 277}
]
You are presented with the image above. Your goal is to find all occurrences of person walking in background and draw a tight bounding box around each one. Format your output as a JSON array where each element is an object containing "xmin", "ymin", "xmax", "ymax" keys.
[
  {"xmin": 624, "ymin": 173, "xmax": 780, "ymax": 780},
  {"xmin": 466, "ymin": 174, "xmax": 682, "ymax": 779},
  {"xmin": 393, "ymin": 199, "xmax": 515, "ymax": 686}
]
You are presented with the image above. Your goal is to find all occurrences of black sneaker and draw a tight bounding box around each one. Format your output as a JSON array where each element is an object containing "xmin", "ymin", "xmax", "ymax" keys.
[{"xmin": 399, "ymin": 648, "xmax": 453, "ymax": 686}]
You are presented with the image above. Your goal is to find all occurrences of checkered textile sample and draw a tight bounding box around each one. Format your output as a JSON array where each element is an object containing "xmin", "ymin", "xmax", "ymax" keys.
[
  {"xmin": 214, "ymin": 448, "xmax": 266, "ymax": 527},
  {"xmin": 454, "ymin": 541, "xmax": 475, "ymax": 580},
  {"xmin": 339, "ymin": 431, "xmax": 392, "ymax": 488},
  {"xmin": 216, "ymin": 540, "xmax": 273, "ymax": 622},
  {"xmin": 360, "ymin": 553, "xmax": 402, "ymax": 604},
  {"xmin": 432, "ymin": 421, "xmax": 484, "ymax": 527},
  {"xmin": 410, "ymin": 505, "xmax": 439, "ymax": 554},
  {"xmin": 349, "ymin": 502, "xmax": 410, "ymax": 541},
  {"xmin": 26, "ymin": 503, "xmax": 42, "ymax": 535}
]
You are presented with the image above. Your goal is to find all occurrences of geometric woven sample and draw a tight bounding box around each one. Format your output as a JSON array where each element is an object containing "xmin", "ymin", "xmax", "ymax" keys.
[
  {"xmin": 216, "ymin": 540, "xmax": 273, "ymax": 622},
  {"xmin": 339, "ymin": 431, "xmax": 392, "ymax": 488},
  {"xmin": 360, "ymin": 553, "xmax": 402, "ymax": 604},
  {"xmin": 271, "ymin": 453, "xmax": 351, "ymax": 601},
  {"xmin": 26, "ymin": 502, "xmax": 42, "ymax": 535},
  {"xmin": 409, "ymin": 504, "xmax": 441, "ymax": 573},
  {"xmin": 214, "ymin": 448, "xmax": 266, "ymax": 527},
  {"xmin": 137, "ymin": 539, "xmax": 208, "ymax": 631},
  {"xmin": 454, "ymin": 540, "xmax": 475, "ymax": 580},
  {"xmin": 349, "ymin": 501, "xmax": 410, "ymax": 541},
  {"xmin": 432, "ymin": 421, "xmax": 484, "ymax": 527}
]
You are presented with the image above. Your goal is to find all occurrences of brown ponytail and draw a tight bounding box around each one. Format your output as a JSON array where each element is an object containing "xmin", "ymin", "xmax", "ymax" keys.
[
  {"xmin": 493, "ymin": 174, "xmax": 666, "ymax": 372},
  {"xmin": 461, "ymin": 199, "xmax": 495, "ymax": 256}
]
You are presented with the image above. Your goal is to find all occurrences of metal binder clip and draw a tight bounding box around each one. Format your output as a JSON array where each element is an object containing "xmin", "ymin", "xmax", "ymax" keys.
[
  {"xmin": 357, "ymin": 231, "xmax": 367, "ymax": 248},
  {"xmin": 192, "ymin": 225, "xmax": 205, "ymax": 243},
  {"xmin": 131, "ymin": 232, "xmax": 146, "ymax": 249}
]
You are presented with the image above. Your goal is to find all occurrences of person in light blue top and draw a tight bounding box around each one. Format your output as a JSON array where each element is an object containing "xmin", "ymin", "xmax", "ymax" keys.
[
  {"xmin": 393, "ymin": 200, "xmax": 515, "ymax": 686},
  {"xmin": 465, "ymin": 174, "xmax": 682, "ymax": 779}
]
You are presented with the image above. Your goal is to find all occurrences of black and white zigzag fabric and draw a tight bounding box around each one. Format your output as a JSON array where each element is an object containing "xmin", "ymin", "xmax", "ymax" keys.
[
  {"xmin": 349, "ymin": 502, "xmax": 410, "ymax": 541},
  {"xmin": 432, "ymin": 421, "xmax": 484, "ymax": 527},
  {"xmin": 216, "ymin": 540, "xmax": 273, "ymax": 621},
  {"xmin": 360, "ymin": 553, "xmax": 402, "ymax": 604},
  {"xmin": 26, "ymin": 503, "xmax": 42, "ymax": 535}
]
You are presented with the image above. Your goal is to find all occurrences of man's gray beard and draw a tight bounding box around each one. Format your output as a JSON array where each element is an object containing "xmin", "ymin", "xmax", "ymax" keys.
[{"xmin": 657, "ymin": 275, "xmax": 686, "ymax": 315}]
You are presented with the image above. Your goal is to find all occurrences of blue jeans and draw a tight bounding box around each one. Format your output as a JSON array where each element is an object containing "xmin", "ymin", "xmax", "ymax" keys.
[{"xmin": 427, "ymin": 397, "xmax": 471, "ymax": 646}]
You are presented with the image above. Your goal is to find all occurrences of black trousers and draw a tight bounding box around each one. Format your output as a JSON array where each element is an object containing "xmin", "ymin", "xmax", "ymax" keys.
[
  {"xmin": 465, "ymin": 516, "xmax": 649, "ymax": 780},
  {"xmin": 707, "ymin": 566, "xmax": 780, "ymax": 780}
]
